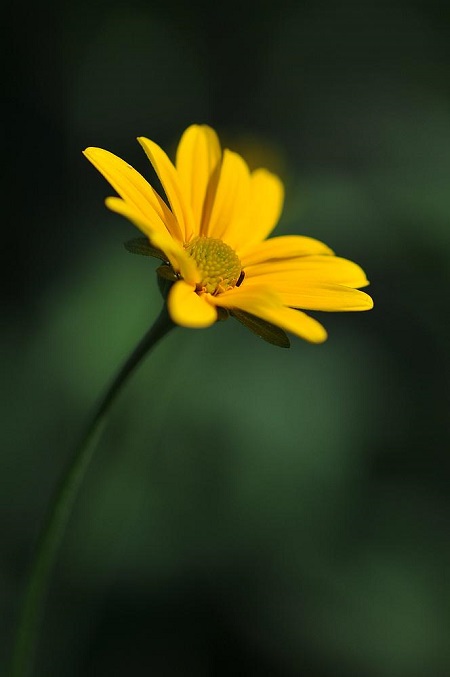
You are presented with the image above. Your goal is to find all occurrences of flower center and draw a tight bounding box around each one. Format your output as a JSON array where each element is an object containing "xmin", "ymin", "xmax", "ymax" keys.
[{"xmin": 185, "ymin": 236, "xmax": 242, "ymax": 294}]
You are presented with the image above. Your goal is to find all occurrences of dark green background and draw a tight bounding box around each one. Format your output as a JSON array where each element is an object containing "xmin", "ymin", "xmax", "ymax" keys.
[{"xmin": 4, "ymin": 1, "xmax": 450, "ymax": 675}]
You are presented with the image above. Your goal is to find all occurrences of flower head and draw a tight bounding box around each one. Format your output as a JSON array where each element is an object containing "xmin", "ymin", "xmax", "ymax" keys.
[{"xmin": 83, "ymin": 125, "xmax": 373, "ymax": 347}]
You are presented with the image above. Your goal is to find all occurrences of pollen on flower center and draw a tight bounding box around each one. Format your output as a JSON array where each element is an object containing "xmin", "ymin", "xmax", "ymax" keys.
[{"xmin": 185, "ymin": 236, "xmax": 242, "ymax": 294}]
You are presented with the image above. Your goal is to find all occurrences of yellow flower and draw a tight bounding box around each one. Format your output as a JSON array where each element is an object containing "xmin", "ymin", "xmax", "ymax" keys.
[{"xmin": 83, "ymin": 124, "xmax": 373, "ymax": 346}]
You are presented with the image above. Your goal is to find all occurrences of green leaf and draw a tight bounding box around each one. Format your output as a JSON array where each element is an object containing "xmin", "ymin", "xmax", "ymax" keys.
[
  {"xmin": 231, "ymin": 309, "xmax": 290, "ymax": 348},
  {"xmin": 124, "ymin": 237, "xmax": 168, "ymax": 261}
]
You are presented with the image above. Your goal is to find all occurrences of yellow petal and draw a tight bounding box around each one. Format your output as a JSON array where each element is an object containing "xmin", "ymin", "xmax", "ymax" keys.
[
  {"xmin": 106, "ymin": 198, "xmax": 199, "ymax": 285},
  {"xmin": 205, "ymin": 149, "xmax": 251, "ymax": 245},
  {"xmin": 239, "ymin": 234, "xmax": 334, "ymax": 266},
  {"xmin": 83, "ymin": 147, "xmax": 180, "ymax": 241},
  {"xmin": 210, "ymin": 283, "xmax": 281, "ymax": 309},
  {"xmin": 168, "ymin": 281, "xmax": 217, "ymax": 327},
  {"xmin": 263, "ymin": 281, "xmax": 374, "ymax": 311},
  {"xmin": 249, "ymin": 306, "xmax": 328, "ymax": 344},
  {"xmin": 103, "ymin": 194, "xmax": 165, "ymax": 239},
  {"xmin": 237, "ymin": 169, "xmax": 284, "ymax": 249},
  {"xmin": 138, "ymin": 136, "xmax": 194, "ymax": 242},
  {"xmin": 211, "ymin": 285, "xmax": 327, "ymax": 343},
  {"xmin": 246, "ymin": 256, "xmax": 369, "ymax": 288},
  {"xmin": 175, "ymin": 125, "xmax": 222, "ymax": 235}
]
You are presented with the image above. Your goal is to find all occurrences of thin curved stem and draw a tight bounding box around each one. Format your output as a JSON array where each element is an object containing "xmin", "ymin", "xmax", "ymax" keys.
[{"xmin": 10, "ymin": 303, "xmax": 175, "ymax": 677}]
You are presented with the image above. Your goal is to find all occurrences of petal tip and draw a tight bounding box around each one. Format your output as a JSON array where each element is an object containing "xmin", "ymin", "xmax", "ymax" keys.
[
  {"xmin": 359, "ymin": 291, "xmax": 374, "ymax": 310},
  {"xmin": 82, "ymin": 147, "xmax": 95, "ymax": 160}
]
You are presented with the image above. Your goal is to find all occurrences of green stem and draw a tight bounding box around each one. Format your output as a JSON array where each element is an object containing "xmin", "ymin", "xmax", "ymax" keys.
[{"xmin": 10, "ymin": 303, "xmax": 175, "ymax": 677}]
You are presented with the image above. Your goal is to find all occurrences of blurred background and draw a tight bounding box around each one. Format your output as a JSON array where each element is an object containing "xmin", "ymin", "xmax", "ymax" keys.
[{"xmin": 3, "ymin": 0, "xmax": 450, "ymax": 675}]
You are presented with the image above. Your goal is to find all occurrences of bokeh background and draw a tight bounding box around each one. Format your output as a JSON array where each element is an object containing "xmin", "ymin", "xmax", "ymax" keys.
[{"xmin": 4, "ymin": 0, "xmax": 450, "ymax": 675}]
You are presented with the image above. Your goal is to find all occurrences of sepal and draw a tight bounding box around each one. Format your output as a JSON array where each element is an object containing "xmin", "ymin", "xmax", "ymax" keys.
[
  {"xmin": 216, "ymin": 307, "xmax": 230, "ymax": 322},
  {"xmin": 231, "ymin": 309, "xmax": 290, "ymax": 348},
  {"xmin": 124, "ymin": 237, "xmax": 168, "ymax": 261},
  {"xmin": 156, "ymin": 265, "xmax": 179, "ymax": 282}
]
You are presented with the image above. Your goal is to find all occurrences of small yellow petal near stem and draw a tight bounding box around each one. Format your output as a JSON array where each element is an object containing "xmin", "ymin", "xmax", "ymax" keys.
[{"xmin": 168, "ymin": 280, "xmax": 218, "ymax": 327}]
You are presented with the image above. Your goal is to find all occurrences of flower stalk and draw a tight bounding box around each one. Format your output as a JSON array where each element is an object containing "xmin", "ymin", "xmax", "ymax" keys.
[{"xmin": 10, "ymin": 303, "xmax": 175, "ymax": 677}]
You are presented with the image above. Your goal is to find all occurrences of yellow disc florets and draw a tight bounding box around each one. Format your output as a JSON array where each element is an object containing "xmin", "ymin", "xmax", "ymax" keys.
[{"xmin": 185, "ymin": 236, "xmax": 242, "ymax": 294}]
